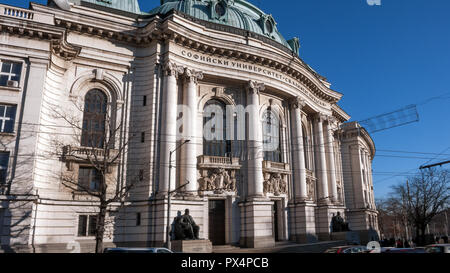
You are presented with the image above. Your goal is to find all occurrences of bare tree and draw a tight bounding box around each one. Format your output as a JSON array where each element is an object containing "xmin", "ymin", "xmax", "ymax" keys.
[
  {"xmin": 391, "ymin": 168, "xmax": 450, "ymax": 246},
  {"xmin": 52, "ymin": 93, "xmax": 142, "ymax": 253}
]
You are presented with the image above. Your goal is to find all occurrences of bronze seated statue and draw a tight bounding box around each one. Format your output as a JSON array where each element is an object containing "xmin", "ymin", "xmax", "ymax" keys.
[
  {"xmin": 172, "ymin": 209, "xmax": 200, "ymax": 240},
  {"xmin": 331, "ymin": 212, "xmax": 351, "ymax": 232}
]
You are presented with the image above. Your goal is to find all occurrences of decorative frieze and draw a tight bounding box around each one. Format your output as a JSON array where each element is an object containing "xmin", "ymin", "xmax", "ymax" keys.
[
  {"xmin": 262, "ymin": 161, "xmax": 291, "ymax": 197},
  {"xmin": 197, "ymin": 155, "xmax": 241, "ymax": 195},
  {"xmin": 199, "ymin": 168, "xmax": 237, "ymax": 193},
  {"xmin": 263, "ymin": 173, "xmax": 287, "ymax": 196}
]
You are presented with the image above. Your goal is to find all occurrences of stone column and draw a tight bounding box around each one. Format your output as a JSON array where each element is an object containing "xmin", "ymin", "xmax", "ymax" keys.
[
  {"xmin": 159, "ymin": 61, "xmax": 183, "ymax": 194},
  {"xmin": 325, "ymin": 116, "xmax": 338, "ymax": 203},
  {"xmin": 315, "ymin": 114, "xmax": 329, "ymax": 203},
  {"xmin": 182, "ymin": 68, "xmax": 203, "ymax": 194},
  {"xmin": 246, "ymin": 81, "xmax": 265, "ymax": 197},
  {"xmin": 290, "ymin": 97, "xmax": 308, "ymax": 201}
]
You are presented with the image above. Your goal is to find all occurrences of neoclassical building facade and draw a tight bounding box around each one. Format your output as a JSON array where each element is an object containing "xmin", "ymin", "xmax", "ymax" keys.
[{"xmin": 0, "ymin": 0, "xmax": 379, "ymax": 252}]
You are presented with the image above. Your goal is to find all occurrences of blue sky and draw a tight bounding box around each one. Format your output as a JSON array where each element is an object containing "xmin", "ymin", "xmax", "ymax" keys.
[{"xmin": 3, "ymin": 0, "xmax": 450, "ymax": 198}]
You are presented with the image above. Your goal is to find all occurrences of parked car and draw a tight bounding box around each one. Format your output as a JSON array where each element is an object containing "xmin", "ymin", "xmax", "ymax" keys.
[
  {"xmin": 425, "ymin": 244, "xmax": 450, "ymax": 254},
  {"xmin": 383, "ymin": 248, "xmax": 426, "ymax": 253},
  {"xmin": 324, "ymin": 245, "xmax": 368, "ymax": 254},
  {"xmin": 104, "ymin": 247, "xmax": 173, "ymax": 253}
]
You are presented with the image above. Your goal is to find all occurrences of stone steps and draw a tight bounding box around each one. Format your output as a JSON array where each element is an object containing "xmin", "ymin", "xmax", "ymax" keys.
[{"xmin": 212, "ymin": 245, "xmax": 242, "ymax": 253}]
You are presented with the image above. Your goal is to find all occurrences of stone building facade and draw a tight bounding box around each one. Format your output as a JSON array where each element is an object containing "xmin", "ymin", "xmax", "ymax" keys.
[{"xmin": 0, "ymin": 0, "xmax": 379, "ymax": 252}]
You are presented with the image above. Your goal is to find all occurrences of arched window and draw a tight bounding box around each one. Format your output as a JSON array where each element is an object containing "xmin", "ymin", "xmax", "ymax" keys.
[
  {"xmin": 302, "ymin": 126, "xmax": 310, "ymax": 170},
  {"xmin": 263, "ymin": 108, "xmax": 282, "ymax": 163},
  {"xmin": 203, "ymin": 99, "xmax": 228, "ymax": 157},
  {"xmin": 81, "ymin": 89, "xmax": 107, "ymax": 148}
]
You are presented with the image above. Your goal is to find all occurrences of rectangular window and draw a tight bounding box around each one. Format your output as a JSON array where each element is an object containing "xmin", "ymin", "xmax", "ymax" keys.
[
  {"xmin": 0, "ymin": 152, "xmax": 10, "ymax": 185},
  {"xmin": 0, "ymin": 61, "xmax": 22, "ymax": 87},
  {"xmin": 141, "ymin": 132, "xmax": 145, "ymax": 143},
  {"xmin": 78, "ymin": 167, "xmax": 102, "ymax": 192},
  {"xmin": 0, "ymin": 209, "xmax": 4, "ymax": 240},
  {"xmin": 88, "ymin": 215, "xmax": 97, "ymax": 236},
  {"xmin": 78, "ymin": 215, "xmax": 97, "ymax": 237},
  {"xmin": 136, "ymin": 213, "xmax": 141, "ymax": 226},
  {"xmin": 139, "ymin": 170, "xmax": 144, "ymax": 181},
  {"xmin": 77, "ymin": 215, "xmax": 88, "ymax": 237},
  {"xmin": 143, "ymin": 95, "xmax": 147, "ymax": 106},
  {"xmin": 0, "ymin": 105, "xmax": 17, "ymax": 133}
]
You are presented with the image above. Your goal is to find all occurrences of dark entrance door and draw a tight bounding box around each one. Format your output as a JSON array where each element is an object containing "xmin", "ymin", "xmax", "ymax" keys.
[
  {"xmin": 209, "ymin": 200, "xmax": 226, "ymax": 245},
  {"xmin": 272, "ymin": 201, "xmax": 280, "ymax": 242}
]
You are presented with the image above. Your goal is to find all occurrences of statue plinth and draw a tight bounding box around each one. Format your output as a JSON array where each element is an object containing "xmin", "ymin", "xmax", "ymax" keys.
[
  {"xmin": 171, "ymin": 240, "xmax": 213, "ymax": 253},
  {"xmin": 331, "ymin": 231, "xmax": 361, "ymax": 244}
]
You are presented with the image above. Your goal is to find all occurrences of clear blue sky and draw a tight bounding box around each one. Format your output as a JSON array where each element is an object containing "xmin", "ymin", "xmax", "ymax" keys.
[{"xmin": 3, "ymin": 0, "xmax": 450, "ymax": 198}]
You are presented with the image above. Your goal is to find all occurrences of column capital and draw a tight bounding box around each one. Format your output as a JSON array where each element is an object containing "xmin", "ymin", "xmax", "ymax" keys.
[
  {"xmin": 163, "ymin": 61, "xmax": 184, "ymax": 78},
  {"xmin": 184, "ymin": 68, "xmax": 204, "ymax": 84},
  {"xmin": 290, "ymin": 97, "xmax": 306, "ymax": 110},
  {"xmin": 246, "ymin": 80, "xmax": 265, "ymax": 95},
  {"xmin": 314, "ymin": 113, "xmax": 328, "ymax": 123}
]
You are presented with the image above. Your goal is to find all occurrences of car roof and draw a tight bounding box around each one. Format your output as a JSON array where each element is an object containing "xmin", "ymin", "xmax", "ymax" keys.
[
  {"xmin": 331, "ymin": 245, "xmax": 364, "ymax": 249},
  {"xmin": 105, "ymin": 248, "xmax": 169, "ymax": 251}
]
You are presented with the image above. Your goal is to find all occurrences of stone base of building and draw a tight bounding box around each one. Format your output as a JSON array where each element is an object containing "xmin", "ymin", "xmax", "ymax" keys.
[
  {"xmin": 171, "ymin": 240, "xmax": 213, "ymax": 253},
  {"xmin": 239, "ymin": 198, "xmax": 276, "ymax": 249},
  {"xmin": 0, "ymin": 241, "xmax": 118, "ymax": 253},
  {"xmin": 288, "ymin": 201, "xmax": 318, "ymax": 244}
]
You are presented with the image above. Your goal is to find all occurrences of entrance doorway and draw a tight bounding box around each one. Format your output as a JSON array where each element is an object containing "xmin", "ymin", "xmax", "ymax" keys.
[
  {"xmin": 209, "ymin": 200, "xmax": 226, "ymax": 245},
  {"xmin": 272, "ymin": 201, "xmax": 280, "ymax": 242}
]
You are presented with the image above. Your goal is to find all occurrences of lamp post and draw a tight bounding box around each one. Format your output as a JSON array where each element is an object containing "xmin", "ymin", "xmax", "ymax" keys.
[{"xmin": 166, "ymin": 139, "xmax": 190, "ymax": 251}]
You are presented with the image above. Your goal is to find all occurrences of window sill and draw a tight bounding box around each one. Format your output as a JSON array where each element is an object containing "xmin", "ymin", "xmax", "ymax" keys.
[
  {"xmin": 0, "ymin": 132, "xmax": 16, "ymax": 137},
  {"xmin": 0, "ymin": 86, "xmax": 21, "ymax": 92}
]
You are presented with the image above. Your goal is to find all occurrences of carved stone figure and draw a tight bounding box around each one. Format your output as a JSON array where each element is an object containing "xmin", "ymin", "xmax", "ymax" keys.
[
  {"xmin": 199, "ymin": 173, "xmax": 216, "ymax": 191},
  {"xmin": 198, "ymin": 168, "xmax": 238, "ymax": 193},
  {"xmin": 263, "ymin": 173, "xmax": 287, "ymax": 196},
  {"xmin": 307, "ymin": 178, "xmax": 315, "ymax": 200},
  {"xmin": 215, "ymin": 168, "xmax": 226, "ymax": 191},
  {"xmin": 223, "ymin": 170, "xmax": 236, "ymax": 191}
]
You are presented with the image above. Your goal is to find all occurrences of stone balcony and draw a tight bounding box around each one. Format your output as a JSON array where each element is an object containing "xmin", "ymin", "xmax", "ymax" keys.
[
  {"xmin": 262, "ymin": 161, "xmax": 291, "ymax": 175},
  {"xmin": 62, "ymin": 145, "xmax": 120, "ymax": 171},
  {"xmin": 197, "ymin": 155, "xmax": 241, "ymax": 170},
  {"xmin": 0, "ymin": 4, "xmax": 54, "ymax": 24}
]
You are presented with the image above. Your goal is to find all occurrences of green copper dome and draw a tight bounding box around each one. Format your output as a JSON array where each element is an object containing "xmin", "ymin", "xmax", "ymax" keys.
[{"xmin": 149, "ymin": 0, "xmax": 298, "ymax": 54}]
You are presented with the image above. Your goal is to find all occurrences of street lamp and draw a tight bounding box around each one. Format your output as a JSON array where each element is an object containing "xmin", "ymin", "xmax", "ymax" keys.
[{"xmin": 166, "ymin": 139, "xmax": 190, "ymax": 250}]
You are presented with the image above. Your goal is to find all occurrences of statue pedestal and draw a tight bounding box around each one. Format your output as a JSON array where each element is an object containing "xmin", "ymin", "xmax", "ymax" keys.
[
  {"xmin": 330, "ymin": 231, "xmax": 360, "ymax": 244},
  {"xmin": 171, "ymin": 240, "xmax": 213, "ymax": 253}
]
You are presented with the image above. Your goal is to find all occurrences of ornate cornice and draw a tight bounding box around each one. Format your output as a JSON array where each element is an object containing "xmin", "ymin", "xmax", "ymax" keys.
[
  {"xmin": 0, "ymin": 16, "xmax": 81, "ymax": 61},
  {"xmin": 169, "ymin": 29, "xmax": 341, "ymax": 105},
  {"xmin": 51, "ymin": 31, "xmax": 81, "ymax": 61}
]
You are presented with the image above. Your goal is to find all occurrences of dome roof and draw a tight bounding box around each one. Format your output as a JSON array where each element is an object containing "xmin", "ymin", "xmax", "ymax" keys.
[{"xmin": 149, "ymin": 0, "xmax": 298, "ymax": 54}]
